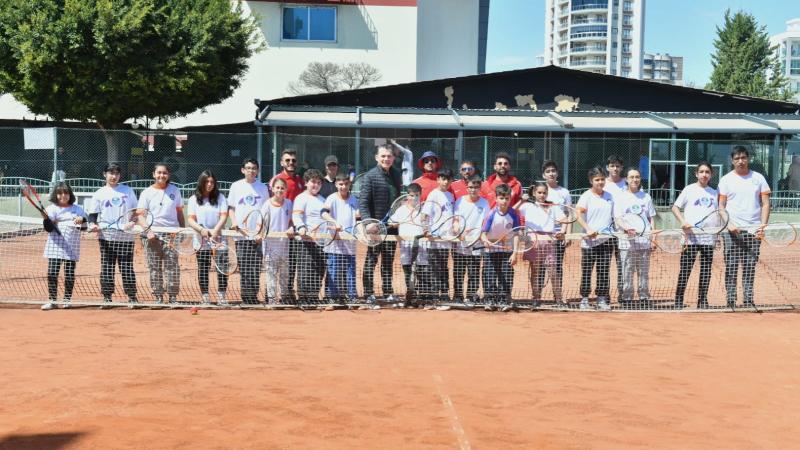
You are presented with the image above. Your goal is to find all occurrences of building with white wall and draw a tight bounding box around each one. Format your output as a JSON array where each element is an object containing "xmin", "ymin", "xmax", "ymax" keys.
[
  {"xmin": 543, "ymin": 0, "xmax": 645, "ymax": 79},
  {"xmin": 0, "ymin": 0, "xmax": 489, "ymax": 128},
  {"xmin": 770, "ymin": 18, "xmax": 800, "ymax": 103},
  {"xmin": 641, "ymin": 53, "xmax": 683, "ymax": 85}
]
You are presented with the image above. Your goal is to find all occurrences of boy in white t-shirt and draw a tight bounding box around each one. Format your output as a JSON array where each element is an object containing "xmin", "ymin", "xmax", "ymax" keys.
[
  {"xmin": 481, "ymin": 184, "xmax": 520, "ymax": 310},
  {"xmin": 425, "ymin": 169, "xmax": 456, "ymax": 302},
  {"xmin": 540, "ymin": 160, "xmax": 572, "ymax": 297},
  {"xmin": 228, "ymin": 158, "xmax": 269, "ymax": 305},
  {"xmin": 138, "ymin": 163, "xmax": 184, "ymax": 304},
  {"xmin": 576, "ymin": 167, "xmax": 615, "ymax": 311},
  {"xmin": 718, "ymin": 146, "xmax": 771, "ymax": 308},
  {"xmin": 391, "ymin": 183, "xmax": 428, "ymax": 307},
  {"xmin": 604, "ymin": 155, "xmax": 627, "ymax": 304},
  {"xmin": 293, "ymin": 169, "xmax": 326, "ymax": 304},
  {"xmin": 86, "ymin": 163, "xmax": 138, "ymax": 305},
  {"xmin": 260, "ymin": 177, "xmax": 294, "ymax": 304},
  {"xmin": 321, "ymin": 173, "xmax": 359, "ymax": 304},
  {"xmin": 613, "ymin": 168, "xmax": 656, "ymax": 308},
  {"xmin": 453, "ymin": 176, "xmax": 489, "ymax": 304}
]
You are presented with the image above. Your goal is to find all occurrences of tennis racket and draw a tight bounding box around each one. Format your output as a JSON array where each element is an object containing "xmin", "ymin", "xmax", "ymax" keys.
[
  {"xmin": 759, "ymin": 222, "xmax": 797, "ymax": 247},
  {"xmin": 234, "ymin": 210, "xmax": 264, "ymax": 239},
  {"xmin": 520, "ymin": 197, "xmax": 579, "ymax": 225},
  {"xmin": 485, "ymin": 226, "xmax": 536, "ymax": 253},
  {"xmin": 20, "ymin": 180, "xmax": 61, "ymax": 235},
  {"xmin": 693, "ymin": 209, "xmax": 729, "ymax": 235},
  {"xmin": 158, "ymin": 229, "xmax": 197, "ymax": 255},
  {"xmin": 427, "ymin": 214, "xmax": 466, "ymax": 242},
  {"xmin": 211, "ymin": 235, "xmax": 239, "ymax": 276},
  {"xmin": 100, "ymin": 208, "xmax": 154, "ymax": 235},
  {"xmin": 652, "ymin": 229, "xmax": 685, "ymax": 254},
  {"xmin": 352, "ymin": 194, "xmax": 422, "ymax": 246},
  {"xmin": 302, "ymin": 220, "xmax": 337, "ymax": 248}
]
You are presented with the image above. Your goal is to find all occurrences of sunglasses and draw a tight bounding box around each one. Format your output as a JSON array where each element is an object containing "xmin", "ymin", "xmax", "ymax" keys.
[
  {"xmin": 423, "ymin": 159, "xmax": 437, "ymax": 164},
  {"xmin": 283, "ymin": 158, "xmax": 297, "ymax": 163},
  {"xmin": 460, "ymin": 167, "xmax": 475, "ymax": 172}
]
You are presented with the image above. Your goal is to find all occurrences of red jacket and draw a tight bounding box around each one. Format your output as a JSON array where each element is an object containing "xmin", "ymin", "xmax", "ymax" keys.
[
  {"xmin": 480, "ymin": 173, "xmax": 522, "ymax": 208},
  {"xmin": 451, "ymin": 179, "xmax": 469, "ymax": 200},
  {"xmin": 270, "ymin": 171, "xmax": 304, "ymax": 201},
  {"xmin": 413, "ymin": 172, "xmax": 455, "ymax": 201}
]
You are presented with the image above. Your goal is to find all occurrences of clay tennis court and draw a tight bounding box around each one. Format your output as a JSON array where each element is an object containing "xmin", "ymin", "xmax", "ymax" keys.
[{"xmin": 1, "ymin": 308, "xmax": 799, "ymax": 449}]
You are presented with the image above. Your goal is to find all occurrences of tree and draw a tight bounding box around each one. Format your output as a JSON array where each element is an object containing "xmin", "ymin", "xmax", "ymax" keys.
[
  {"xmin": 287, "ymin": 62, "xmax": 381, "ymax": 95},
  {"xmin": 706, "ymin": 10, "xmax": 792, "ymax": 101},
  {"xmin": 0, "ymin": 0, "xmax": 264, "ymax": 160}
]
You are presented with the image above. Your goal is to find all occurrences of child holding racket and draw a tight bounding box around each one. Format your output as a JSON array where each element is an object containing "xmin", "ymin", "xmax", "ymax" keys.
[
  {"xmin": 41, "ymin": 182, "xmax": 86, "ymax": 310},
  {"xmin": 138, "ymin": 163, "xmax": 184, "ymax": 304},
  {"xmin": 613, "ymin": 168, "xmax": 656, "ymax": 309},
  {"xmin": 186, "ymin": 170, "xmax": 228, "ymax": 305},
  {"xmin": 86, "ymin": 163, "xmax": 138, "ymax": 305},
  {"xmin": 481, "ymin": 184, "xmax": 520, "ymax": 311},
  {"xmin": 261, "ymin": 177, "xmax": 294, "ymax": 305},
  {"xmin": 453, "ymin": 175, "xmax": 489, "ymax": 304},
  {"xmin": 671, "ymin": 162, "xmax": 717, "ymax": 309},
  {"xmin": 576, "ymin": 167, "xmax": 615, "ymax": 311},
  {"xmin": 391, "ymin": 183, "xmax": 429, "ymax": 307},
  {"xmin": 293, "ymin": 169, "xmax": 327, "ymax": 304},
  {"xmin": 541, "ymin": 160, "xmax": 572, "ymax": 295},
  {"xmin": 425, "ymin": 168, "xmax": 456, "ymax": 303},
  {"xmin": 320, "ymin": 173, "xmax": 359, "ymax": 304},
  {"xmin": 518, "ymin": 182, "xmax": 565, "ymax": 307}
]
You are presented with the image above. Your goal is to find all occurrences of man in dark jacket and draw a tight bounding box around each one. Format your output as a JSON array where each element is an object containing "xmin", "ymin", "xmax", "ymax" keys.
[{"xmin": 358, "ymin": 144, "xmax": 402, "ymax": 306}]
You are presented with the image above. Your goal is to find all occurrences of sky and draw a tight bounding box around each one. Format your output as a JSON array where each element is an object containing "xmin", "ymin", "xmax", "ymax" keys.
[{"xmin": 486, "ymin": 0, "xmax": 799, "ymax": 86}]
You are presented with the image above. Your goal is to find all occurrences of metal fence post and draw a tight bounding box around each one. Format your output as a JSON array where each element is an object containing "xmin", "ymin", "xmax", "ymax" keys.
[
  {"xmin": 51, "ymin": 127, "xmax": 59, "ymax": 188},
  {"xmin": 271, "ymin": 126, "xmax": 278, "ymax": 178},
  {"xmin": 563, "ymin": 132, "xmax": 570, "ymax": 189},
  {"xmin": 456, "ymin": 130, "xmax": 464, "ymax": 165},
  {"xmin": 256, "ymin": 126, "xmax": 263, "ymax": 181},
  {"xmin": 773, "ymin": 134, "xmax": 781, "ymax": 191},
  {"xmin": 482, "ymin": 135, "xmax": 488, "ymax": 177},
  {"xmin": 355, "ymin": 128, "xmax": 361, "ymax": 174}
]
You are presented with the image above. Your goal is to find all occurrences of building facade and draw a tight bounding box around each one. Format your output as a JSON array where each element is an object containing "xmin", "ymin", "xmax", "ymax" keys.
[
  {"xmin": 543, "ymin": 0, "xmax": 645, "ymax": 79},
  {"xmin": 771, "ymin": 18, "xmax": 800, "ymax": 103},
  {"xmin": 641, "ymin": 53, "xmax": 683, "ymax": 85}
]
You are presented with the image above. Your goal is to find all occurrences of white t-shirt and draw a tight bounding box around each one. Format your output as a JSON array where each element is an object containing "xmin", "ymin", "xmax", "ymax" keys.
[
  {"xmin": 187, "ymin": 194, "xmax": 228, "ymax": 250},
  {"xmin": 674, "ymin": 183, "xmax": 718, "ymax": 246},
  {"xmin": 43, "ymin": 204, "xmax": 86, "ymax": 261},
  {"xmin": 391, "ymin": 204, "xmax": 428, "ymax": 266},
  {"xmin": 482, "ymin": 207, "xmax": 521, "ymax": 253},
  {"xmin": 546, "ymin": 185, "xmax": 573, "ymax": 206},
  {"xmin": 577, "ymin": 190, "xmax": 614, "ymax": 248},
  {"xmin": 426, "ymin": 189, "xmax": 455, "ymax": 249},
  {"xmin": 395, "ymin": 143, "xmax": 414, "ymax": 186},
  {"xmin": 293, "ymin": 191, "xmax": 325, "ymax": 231},
  {"xmin": 454, "ymin": 196, "xmax": 490, "ymax": 255},
  {"xmin": 604, "ymin": 178, "xmax": 628, "ymax": 202},
  {"xmin": 718, "ymin": 170, "xmax": 770, "ymax": 228},
  {"xmin": 137, "ymin": 184, "xmax": 183, "ymax": 228},
  {"xmin": 613, "ymin": 189, "xmax": 656, "ymax": 250},
  {"xmin": 88, "ymin": 184, "xmax": 137, "ymax": 242},
  {"xmin": 261, "ymin": 198, "xmax": 292, "ymax": 259},
  {"xmin": 322, "ymin": 193, "xmax": 359, "ymax": 255},
  {"xmin": 228, "ymin": 179, "xmax": 269, "ymax": 241},
  {"xmin": 519, "ymin": 202, "xmax": 565, "ymax": 234}
]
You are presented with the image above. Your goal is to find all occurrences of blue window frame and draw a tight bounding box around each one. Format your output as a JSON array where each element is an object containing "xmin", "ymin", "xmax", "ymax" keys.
[{"xmin": 282, "ymin": 6, "xmax": 336, "ymax": 42}]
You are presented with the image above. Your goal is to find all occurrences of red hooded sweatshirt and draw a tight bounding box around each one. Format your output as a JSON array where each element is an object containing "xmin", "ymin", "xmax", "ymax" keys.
[{"xmin": 480, "ymin": 173, "xmax": 522, "ymax": 208}]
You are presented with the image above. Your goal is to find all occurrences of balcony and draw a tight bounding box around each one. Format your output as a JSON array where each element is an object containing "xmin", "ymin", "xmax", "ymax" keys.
[
  {"xmin": 571, "ymin": 59, "xmax": 607, "ymax": 67},
  {"xmin": 572, "ymin": 2, "xmax": 609, "ymax": 12},
  {"xmin": 570, "ymin": 45, "xmax": 607, "ymax": 54}
]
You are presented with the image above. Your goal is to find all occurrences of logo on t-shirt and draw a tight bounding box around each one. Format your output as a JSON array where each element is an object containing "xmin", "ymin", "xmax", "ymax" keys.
[
  {"xmin": 505, "ymin": 222, "xmax": 513, "ymax": 230},
  {"xmin": 240, "ymin": 195, "xmax": 259, "ymax": 206},
  {"xmin": 110, "ymin": 196, "xmax": 123, "ymax": 207},
  {"xmin": 698, "ymin": 196, "xmax": 712, "ymax": 208},
  {"xmin": 629, "ymin": 204, "xmax": 642, "ymax": 215}
]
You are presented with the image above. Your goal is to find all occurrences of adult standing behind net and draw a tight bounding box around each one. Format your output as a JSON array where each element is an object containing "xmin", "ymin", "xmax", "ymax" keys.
[
  {"xmin": 229, "ymin": 158, "xmax": 269, "ymax": 305},
  {"xmin": 358, "ymin": 143, "xmax": 402, "ymax": 305},
  {"xmin": 451, "ymin": 160, "xmax": 477, "ymax": 201},
  {"xmin": 186, "ymin": 170, "xmax": 229, "ymax": 305},
  {"xmin": 87, "ymin": 163, "xmax": 138, "ymax": 305},
  {"xmin": 388, "ymin": 139, "xmax": 414, "ymax": 187},
  {"xmin": 138, "ymin": 163, "xmax": 184, "ymax": 304},
  {"xmin": 271, "ymin": 150, "xmax": 305, "ymax": 302},
  {"xmin": 319, "ymin": 155, "xmax": 339, "ymax": 199},
  {"xmin": 413, "ymin": 151, "xmax": 453, "ymax": 201},
  {"xmin": 718, "ymin": 146, "xmax": 771, "ymax": 308},
  {"xmin": 480, "ymin": 152, "xmax": 522, "ymax": 208}
]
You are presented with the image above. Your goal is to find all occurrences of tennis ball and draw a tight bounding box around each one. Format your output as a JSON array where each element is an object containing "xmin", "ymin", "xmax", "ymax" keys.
[{"xmin": 190, "ymin": 306, "xmax": 198, "ymax": 315}]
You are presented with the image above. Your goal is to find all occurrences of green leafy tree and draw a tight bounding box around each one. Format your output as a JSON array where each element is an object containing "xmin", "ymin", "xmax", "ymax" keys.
[
  {"xmin": 0, "ymin": 0, "xmax": 264, "ymax": 160},
  {"xmin": 706, "ymin": 10, "xmax": 792, "ymax": 101}
]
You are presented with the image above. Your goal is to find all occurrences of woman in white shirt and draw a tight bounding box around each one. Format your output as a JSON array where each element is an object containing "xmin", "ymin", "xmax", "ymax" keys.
[
  {"xmin": 187, "ymin": 170, "xmax": 228, "ymax": 305},
  {"xmin": 138, "ymin": 163, "xmax": 184, "ymax": 304}
]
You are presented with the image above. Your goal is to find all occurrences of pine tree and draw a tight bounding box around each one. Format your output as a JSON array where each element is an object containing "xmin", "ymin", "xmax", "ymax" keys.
[{"xmin": 707, "ymin": 10, "xmax": 792, "ymax": 101}]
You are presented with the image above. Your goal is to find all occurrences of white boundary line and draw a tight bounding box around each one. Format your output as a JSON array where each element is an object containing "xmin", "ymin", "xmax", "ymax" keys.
[{"xmin": 433, "ymin": 374, "xmax": 471, "ymax": 450}]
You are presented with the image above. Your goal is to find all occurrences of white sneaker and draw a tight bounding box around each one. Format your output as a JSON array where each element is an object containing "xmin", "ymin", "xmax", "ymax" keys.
[
  {"xmin": 579, "ymin": 298, "xmax": 591, "ymax": 311},
  {"xmin": 201, "ymin": 293, "xmax": 210, "ymax": 305},
  {"xmin": 62, "ymin": 299, "xmax": 71, "ymax": 309},
  {"xmin": 41, "ymin": 302, "xmax": 55, "ymax": 310},
  {"xmin": 597, "ymin": 298, "xmax": 611, "ymax": 311},
  {"xmin": 435, "ymin": 305, "xmax": 451, "ymax": 311},
  {"xmin": 217, "ymin": 292, "xmax": 229, "ymax": 306}
]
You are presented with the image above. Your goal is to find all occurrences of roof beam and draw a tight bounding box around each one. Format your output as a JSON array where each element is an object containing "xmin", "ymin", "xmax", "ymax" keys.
[
  {"xmin": 645, "ymin": 112, "xmax": 677, "ymax": 129},
  {"xmin": 449, "ymin": 108, "xmax": 464, "ymax": 127},
  {"xmin": 742, "ymin": 114, "xmax": 781, "ymax": 130},
  {"xmin": 546, "ymin": 111, "xmax": 573, "ymax": 129},
  {"xmin": 356, "ymin": 107, "xmax": 362, "ymax": 125}
]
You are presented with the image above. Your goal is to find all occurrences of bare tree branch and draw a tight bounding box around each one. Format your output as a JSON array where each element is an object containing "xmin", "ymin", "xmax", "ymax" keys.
[{"xmin": 287, "ymin": 62, "xmax": 382, "ymax": 95}]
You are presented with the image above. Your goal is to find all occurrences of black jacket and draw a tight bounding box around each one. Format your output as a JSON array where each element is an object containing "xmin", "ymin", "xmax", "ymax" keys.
[{"xmin": 358, "ymin": 165, "xmax": 402, "ymax": 221}]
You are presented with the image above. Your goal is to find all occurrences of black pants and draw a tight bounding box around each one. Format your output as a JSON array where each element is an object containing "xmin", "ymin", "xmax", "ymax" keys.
[
  {"xmin": 235, "ymin": 240, "xmax": 262, "ymax": 304},
  {"xmin": 453, "ymin": 253, "xmax": 481, "ymax": 301},
  {"xmin": 482, "ymin": 252, "xmax": 513, "ymax": 303},
  {"xmin": 428, "ymin": 248, "xmax": 451, "ymax": 299},
  {"xmin": 98, "ymin": 239, "xmax": 136, "ymax": 300},
  {"xmin": 196, "ymin": 249, "xmax": 229, "ymax": 294},
  {"xmin": 537, "ymin": 240, "xmax": 565, "ymax": 295},
  {"xmin": 580, "ymin": 241, "xmax": 614, "ymax": 299},
  {"xmin": 298, "ymin": 241, "xmax": 325, "ymax": 302},
  {"xmin": 47, "ymin": 258, "xmax": 76, "ymax": 301},
  {"xmin": 363, "ymin": 240, "xmax": 397, "ymax": 296},
  {"xmin": 723, "ymin": 232, "xmax": 761, "ymax": 305},
  {"xmin": 675, "ymin": 244, "xmax": 714, "ymax": 306}
]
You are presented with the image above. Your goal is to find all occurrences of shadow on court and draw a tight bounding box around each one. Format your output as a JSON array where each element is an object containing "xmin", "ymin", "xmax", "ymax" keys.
[{"xmin": 0, "ymin": 432, "xmax": 86, "ymax": 450}]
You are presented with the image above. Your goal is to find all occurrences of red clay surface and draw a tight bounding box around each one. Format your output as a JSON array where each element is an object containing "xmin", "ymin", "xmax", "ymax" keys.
[{"xmin": 1, "ymin": 308, "xmax": 799, "ymax": 449}]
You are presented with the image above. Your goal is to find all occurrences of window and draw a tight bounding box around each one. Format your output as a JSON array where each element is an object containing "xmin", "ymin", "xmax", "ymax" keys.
[
  {"xmin": 623, "ymin": 1, "xmax": 633, "ymax": 11},
  {"xmin": 791, "ymin": 42, "xmax": 800, "ymax": 57},
  {"xmin": 612, "ymin": 42, "xmax": 618, "ymax": 49},
  {"xmin": 283, "ymin": 6, "xmax": 336, "ymax": 41},
  {"xmin": 622, "ymin": 57, "xmax": 631, "ymax": 66},
  {"xmin": 791, "ymin": 59, "xmax": 800, "ymax": 75},
  {"xmin": 622, "ymin": 42, "xmax": 631, "ymax": 53},
  {"xmin": 622, "ymin": 70, "xmax": 630, "ymax": 77},
  {"xmin": 611, "ymin": 56, "xmax": 617, "ymax": 63},
  {"xmin": 622, "ymin": 28, "xmax": 631, "ymax": 37}
]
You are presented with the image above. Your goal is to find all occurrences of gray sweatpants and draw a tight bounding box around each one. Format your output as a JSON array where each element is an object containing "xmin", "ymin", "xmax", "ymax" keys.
[
  {"xmin": 619, "ymin": 247, "xmax": 651, "ymax": 302},
  {"xmin": 142, "ymin": 235, "xmax": 180, "ymax": 298}
]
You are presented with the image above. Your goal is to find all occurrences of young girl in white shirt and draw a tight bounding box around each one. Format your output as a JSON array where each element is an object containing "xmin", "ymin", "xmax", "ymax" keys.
[
  {"xmin": 41, "ymin": 183, "xmax": 86, "ymax": 310},
  {"xmin": 187, "ymin": 170, "xmax": 228, "ymax": 305}
]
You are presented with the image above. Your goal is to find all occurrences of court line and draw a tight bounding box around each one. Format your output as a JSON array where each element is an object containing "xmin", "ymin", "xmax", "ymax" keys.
[{"xmin": 433, "ymin": 373, "xmax": 471, "ymax": 450}]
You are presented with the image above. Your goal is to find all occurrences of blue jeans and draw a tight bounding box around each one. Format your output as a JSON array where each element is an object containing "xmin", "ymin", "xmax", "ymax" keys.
[{"xmin": 326, "ymin": 253, "xmax": 357, "ymax": 299}]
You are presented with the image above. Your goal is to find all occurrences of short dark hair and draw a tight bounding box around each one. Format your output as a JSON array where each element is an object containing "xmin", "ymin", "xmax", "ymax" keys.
[
  {"xmin": 334, "ymin": 172, "xmax": 350, "ymax": 183},
  {"xmin": 495, "ymin": 183, "xmax": 511, "ymax": 197},
  {"xmin": 407, "ymin": 183, "xmax": 422, "ymax": 195},
  {"xmin": 494, "ymin": 152, "xmax": 511, "ymax": 164},
  {"xmin": 103, "ymin": 163, "xmax": 122, "ymax": 174},
  {"xmin": 437, "ymin": 168, "xmax": 454, "ymax": 180},
  {"xmin": 606, "ymin": 154, "xmax": 624, "ymax": 166},
  {"xmin": 467, "ymin": 175, "xmax": 483, "ymax": 185},
  {"xmin": 49, "ymin": 182, "xmax": 76, "ymax": 205},
  {"xmin": 588, "ymin": 166, "xmax": 606, "ymax": 180},
  {"xmin": 731, "ymin": 146, "xmax": 749, "ymax": 158},
  {"xmin": 461, "ymin": 160, "xmax": 475, "ymax": 167},
  {"xmin": 694, "ymin": 161, "xmax": 714, "ymax": 173},
  {"xmin": 375, "ymin": 144, "xmax": 392, "ymax": 155},
  {"xmin": 154, "ymin": 163, "xmax": 171, "ymax": 173},
  {"xmin": 542, "ymin": 160, "xmax": 558, "ymax": 173},
  {"xmin": 527, "ymin": 181, "xmax": 548, "ymax": 197},
  {"xmin": 304, "ymin": 168, "xmax": 323, "ymax": 182},
  {"xmin": 242, "ymin": 158, "xmax": 259, "ymax": 169},
  {"xmin": 281, "ymin": 150, "xmax": 296, "ymax": 159},
  {"xmin": 624, "ymin": 167, "xmax": 641, "ymax": 177}
]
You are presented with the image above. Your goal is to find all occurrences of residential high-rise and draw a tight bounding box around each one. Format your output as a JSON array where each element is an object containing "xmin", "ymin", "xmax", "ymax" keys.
[
  {"xmin": 770, "ymin": 18, "xmax": 800, "ymax": 103},
  {"xmin": 543, "ymin": 0, "xmax": 645, "ymax": 78},
  {"xmin": 641, "ymin": 53, "xmax": 683, "ymax": 85}
]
